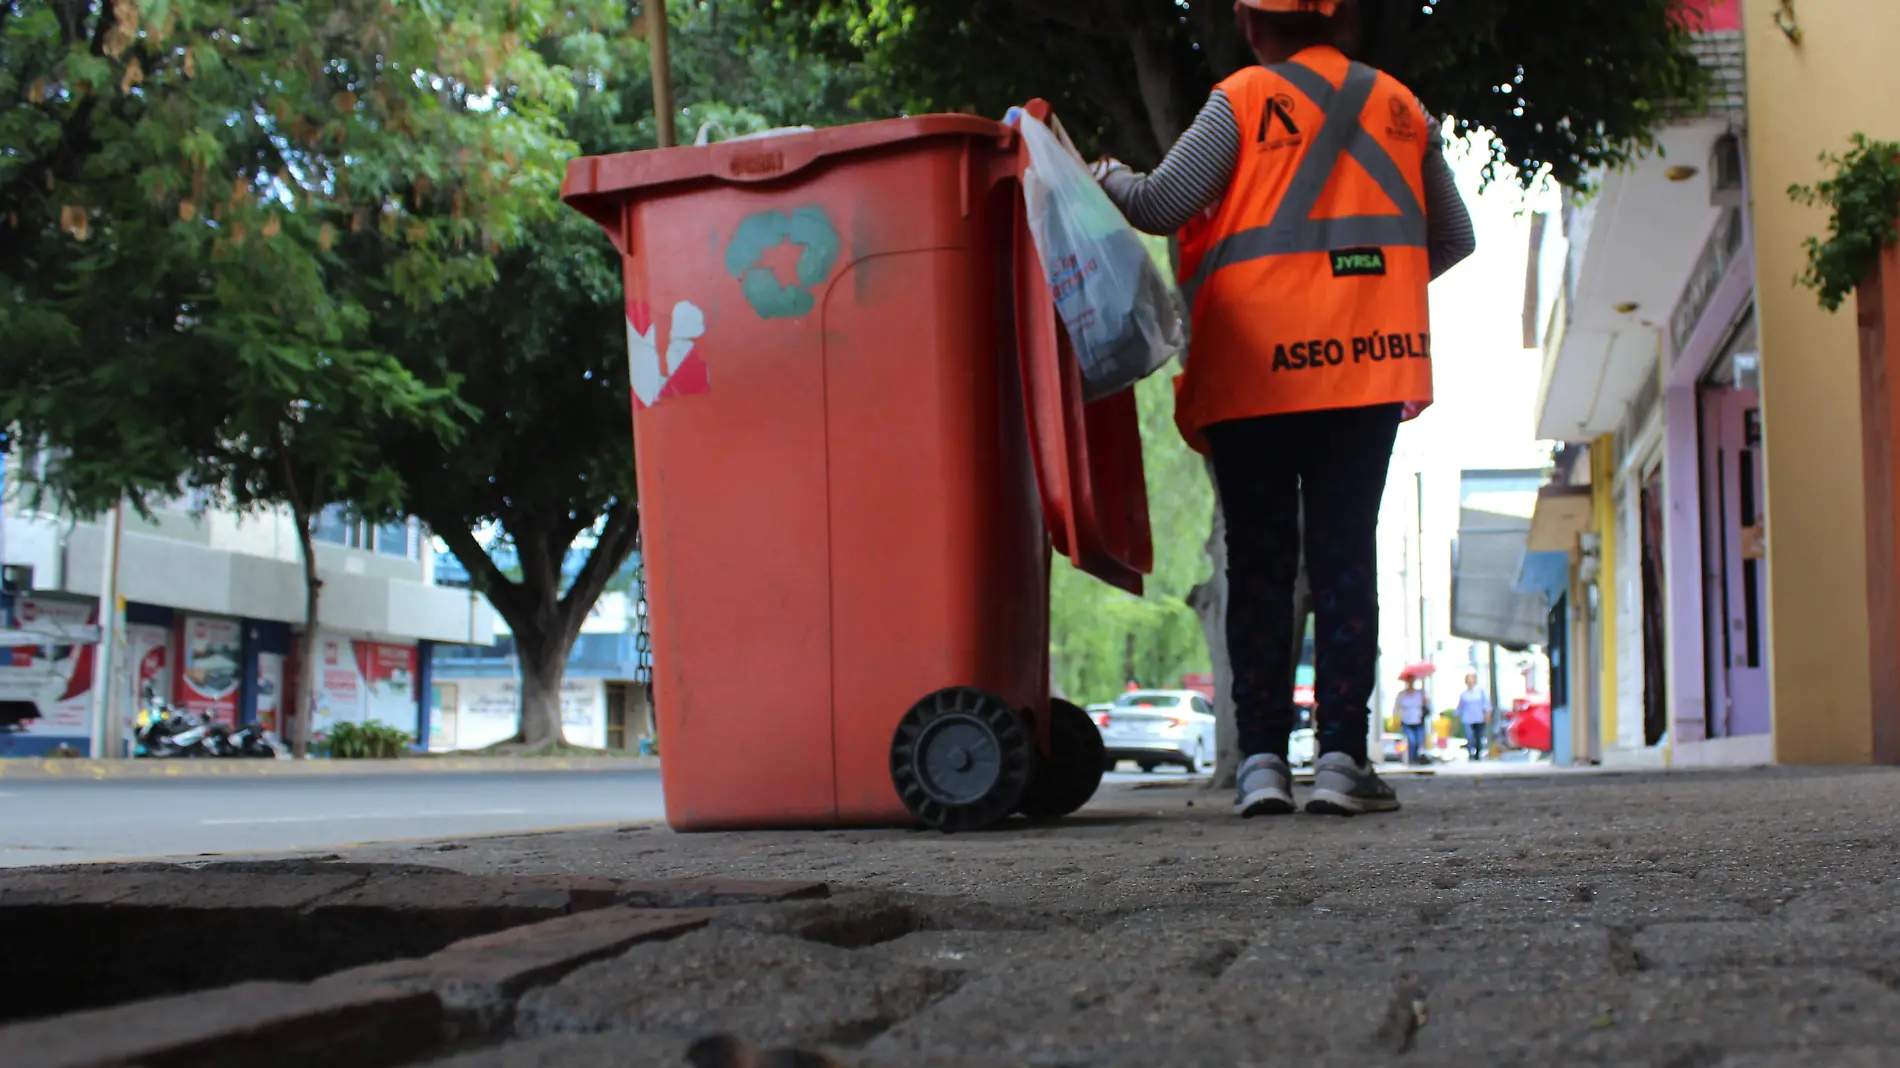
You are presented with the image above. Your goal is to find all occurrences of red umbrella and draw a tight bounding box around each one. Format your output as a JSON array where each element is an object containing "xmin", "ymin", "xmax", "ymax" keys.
[{"xmin": 1398, "ymin": 661, "xmax": 1436, "ymax": 682}]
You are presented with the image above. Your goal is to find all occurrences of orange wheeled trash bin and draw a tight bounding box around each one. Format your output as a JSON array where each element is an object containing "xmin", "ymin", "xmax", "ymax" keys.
[{"xmin": 562, "ymin": 103, "xmax": 1153, "ymax": 831}]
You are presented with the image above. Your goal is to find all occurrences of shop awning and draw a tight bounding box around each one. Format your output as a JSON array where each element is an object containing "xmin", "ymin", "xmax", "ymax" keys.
[
  {"xmin": 1514, "ymin": 551, "xmax": 1571, "ymax": 600},
  {"xmin": 1527, "ymin": 485, "xmax": 1594, "ymax": 553},
  {"xmin": 1449, "ymin": 506, "xmax": 1547, "ymax": 650}
]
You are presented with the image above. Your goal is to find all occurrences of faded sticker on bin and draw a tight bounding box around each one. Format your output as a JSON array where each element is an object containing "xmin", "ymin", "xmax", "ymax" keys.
[
  {"xmin": 725, "ymin": 206, "xmax": 840, "ymax": 320},
  {"xmin": 628, "ymin": 299, "xmax": 710, "ymax": 409}
]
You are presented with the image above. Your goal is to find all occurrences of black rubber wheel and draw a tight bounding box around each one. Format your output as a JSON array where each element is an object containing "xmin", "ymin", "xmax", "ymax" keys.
[
  {"xmin": 891, "ymin": 688, "xmax": 1037, "ymax": 832},
  {"xmin": 1020, "ymin": 699, "xmax": 1108, "ymax": 819},
  {"xmin": 1138, "ymin": 761, "xmax": 1159, "ymax": 774}
]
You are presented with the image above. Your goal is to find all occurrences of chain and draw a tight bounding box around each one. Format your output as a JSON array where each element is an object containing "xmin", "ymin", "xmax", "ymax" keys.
[{"xmin": 631, "ymin": 526, "xmax": 652, "ymax": 696}]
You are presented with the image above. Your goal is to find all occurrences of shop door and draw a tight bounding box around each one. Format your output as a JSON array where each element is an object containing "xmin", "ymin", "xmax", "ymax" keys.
[
  {"xmin": 1639, "ymin": 468, "xmax": 1669, "ymax": 746},
  {"xmin": 1699, "ymin": 386, "xmax": 1769, "ymax": 736}
]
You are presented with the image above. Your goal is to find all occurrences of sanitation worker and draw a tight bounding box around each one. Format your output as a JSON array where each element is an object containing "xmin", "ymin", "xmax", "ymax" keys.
[{"xmin": 1094, "ymin": 0, "xmax": 1475, "ymax": 816}]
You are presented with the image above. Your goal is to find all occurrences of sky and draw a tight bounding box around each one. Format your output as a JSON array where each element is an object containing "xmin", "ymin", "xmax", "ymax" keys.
[{"xmin": 1373, "ymin": 136, "xmax": 1563, "ymax": 714}]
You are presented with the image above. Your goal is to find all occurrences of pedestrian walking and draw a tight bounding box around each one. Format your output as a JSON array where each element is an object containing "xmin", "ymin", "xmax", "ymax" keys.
[
  {"xmin": 1394, "ymin": 679, "xmax": 1429, "ymax": 767},
  {"xmin": 1456, "ymin": 672, "xmax": 1492, "ymax": 760},
  {"xmin": 1093, "ymin": 0, "xmax": 1474, "ymax": 817}
]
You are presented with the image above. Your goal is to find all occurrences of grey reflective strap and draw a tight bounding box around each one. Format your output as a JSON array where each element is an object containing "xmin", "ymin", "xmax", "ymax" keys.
[
  {"xmin": 1184, "ymin": 60, "xmax": 1428, "ymax": 303},
  {"xmin": 1273, "ymin": 62, "xmax": 1427, "ymax": 231}
]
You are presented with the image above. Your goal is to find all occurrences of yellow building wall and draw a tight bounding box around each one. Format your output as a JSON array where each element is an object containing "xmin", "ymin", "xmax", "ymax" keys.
[
  {"xmin": 1743, "ymin": 3, "xmax": 1900, "ymax": 763},
  {"xmin": 1591, "ymin": 436, "xmax": 1618, "ymax": 758}
]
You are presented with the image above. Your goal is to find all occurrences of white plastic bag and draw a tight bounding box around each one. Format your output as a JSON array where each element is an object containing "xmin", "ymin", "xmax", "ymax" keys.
[{"xmin": 1017, "ymin": 112, "xmax": 1184, "ymax": 401}]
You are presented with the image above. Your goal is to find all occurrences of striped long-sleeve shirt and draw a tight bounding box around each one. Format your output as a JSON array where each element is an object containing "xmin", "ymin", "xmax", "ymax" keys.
[{"xmin": 1099, "ymin": 89, "xmax": 1476, "ymax": 280}]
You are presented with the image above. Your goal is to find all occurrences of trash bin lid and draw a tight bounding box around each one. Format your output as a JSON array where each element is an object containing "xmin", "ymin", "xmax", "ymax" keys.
[{"xmin": 562, "ymin": 114, "xmax": 1010, "ymax": 245}]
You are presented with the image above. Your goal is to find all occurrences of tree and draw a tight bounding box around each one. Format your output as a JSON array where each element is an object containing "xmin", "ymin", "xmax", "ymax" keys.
[
  {"xmin": 753, "ymin": 0, "xmax": 1709, "ymax": 785},
  {"xmin": 366, "ymin": 2, "xmax": 883, "ymax": 749},
  {"xmin": 1048, "ymin": 237, "xmax": 1212, "ymax": 703},
  {"xmin": 0, "ymin": 0, "xmax": 576, "ymax": 752}
]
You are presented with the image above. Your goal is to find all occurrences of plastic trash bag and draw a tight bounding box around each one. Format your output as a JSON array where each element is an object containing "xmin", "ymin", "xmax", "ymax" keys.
[{"xmin": 1015, "ymin": 110, "xmax": 1185, "ymax": 401}]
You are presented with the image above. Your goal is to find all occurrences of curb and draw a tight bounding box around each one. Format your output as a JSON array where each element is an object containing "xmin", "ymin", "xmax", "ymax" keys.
[
  {"xmin": 0, "ymin": 867, "xmax": 826, "ymax": 1068},
  {"xmin": 0, "ymin": 754, "xmax": 661, "ymax": 781}
]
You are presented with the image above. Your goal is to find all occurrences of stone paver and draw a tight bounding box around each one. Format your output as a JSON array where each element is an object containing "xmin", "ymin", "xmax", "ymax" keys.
[
  {"xmin": 337, "ymin": 766, "xmax": 1900, "ymax": 1066},
  {"xmin": 0, "ymin": 979, "xmax": 440, "ymax": 1068},
  {"xmin": 15, "ymin": 766, "xmax": 1900, "ymax": 1066}
]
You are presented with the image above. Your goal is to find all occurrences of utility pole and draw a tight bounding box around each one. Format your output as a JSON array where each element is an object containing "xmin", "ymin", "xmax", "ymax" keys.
[
  {"xmin": 88, "ymin": 497, "xmax": 126, "ymax": 759},
  {"xmin": 646, "ymin": 0, "xmax": 675, "ymax": 149},
  {"xmin": 1487, "ymin": 640, "xmax": 1501, "ymax": 758}
]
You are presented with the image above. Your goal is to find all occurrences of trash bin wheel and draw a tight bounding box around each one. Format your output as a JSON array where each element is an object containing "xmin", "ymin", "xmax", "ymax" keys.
[
  {"xmin": 1019, "ymin": 698, "xmax": 1107, "ymax": 819},
  {"xmin": 891, "ymin": 687, "xmax": 1036, "ymax": 832}
]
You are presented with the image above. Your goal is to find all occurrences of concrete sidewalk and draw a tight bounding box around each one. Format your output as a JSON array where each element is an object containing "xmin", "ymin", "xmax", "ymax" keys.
[
  {"xmin": 0, "ymin": 753, "xmax": 659, "ymax": 780},
  {"xmin": 295, "ymin": 763, "xmax": 1900, "ymax": 1067}
]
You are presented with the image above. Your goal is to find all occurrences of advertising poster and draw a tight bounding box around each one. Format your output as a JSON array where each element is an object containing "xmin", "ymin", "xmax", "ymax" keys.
[
  {"xmin": 354, "ymin": 641, "xmax": 417, "ymax": 728},
  {"xmin": 309, "ymin": 633, "xmax": 417, "ymax": 737},
  {"xmin": 255, "ymin": 651, "xmax": 284, "ymax": 732},
  {"xmin": 174, "ymin": 615, "xmax": 242, "ymax": 726},
  {"xmin": 126, "ymin": 623, "xmax": 171, "ymax": 709},
  {"xmin": 0, "ymin": 597, "xmax": 96, "ymax": 738},
  {"xmin": 311, "ymin": 633, "xmax": 363, "ymax": 735}
]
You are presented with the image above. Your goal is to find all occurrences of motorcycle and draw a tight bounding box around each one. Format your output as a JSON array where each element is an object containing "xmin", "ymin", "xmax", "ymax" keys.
[
  {"xmin": 135, "ymin": 702, "xmax": 283, "ymax": 758},
  {"xmin": 227, "ymin": 723, "xmax": 289, "ymax": 759}
]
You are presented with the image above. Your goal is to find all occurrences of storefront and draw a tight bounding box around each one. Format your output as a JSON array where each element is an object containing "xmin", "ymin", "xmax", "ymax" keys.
[{"xmin": 1663, "ymin": 200, "xmax": 1772, "ymax": 763}]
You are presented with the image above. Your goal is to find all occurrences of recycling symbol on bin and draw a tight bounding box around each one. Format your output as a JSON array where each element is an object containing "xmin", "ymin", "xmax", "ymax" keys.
[{"xmin": 724, "ymin": 206, "xmax": 842, "ymax": 320}]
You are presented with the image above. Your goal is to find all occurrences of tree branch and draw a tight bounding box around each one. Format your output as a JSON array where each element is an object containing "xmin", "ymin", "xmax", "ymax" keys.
[
  {"xmin": 432, "ymin": 519, "xmax": 525, "ymax": 624},
  {"xmin": 558, "ymin": 496, "xmax": 639, "ymax": 625}
]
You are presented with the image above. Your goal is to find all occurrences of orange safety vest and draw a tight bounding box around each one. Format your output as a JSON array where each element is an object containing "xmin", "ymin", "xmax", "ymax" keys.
[{"xmin": 1174, "ymin": 46, "xmax": 1433, "ymax": 453}]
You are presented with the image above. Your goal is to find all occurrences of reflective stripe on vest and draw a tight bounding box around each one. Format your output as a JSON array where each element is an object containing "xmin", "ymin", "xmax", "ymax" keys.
[{"xmin": 1182, "ymin": 61, "xmax": 1428, "ymax": 304}]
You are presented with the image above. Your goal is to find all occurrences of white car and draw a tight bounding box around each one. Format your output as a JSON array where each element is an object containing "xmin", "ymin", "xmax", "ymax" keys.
[{"xmin": 1094, "ymin": 690, "xmax": 1218, "ymax": 773}]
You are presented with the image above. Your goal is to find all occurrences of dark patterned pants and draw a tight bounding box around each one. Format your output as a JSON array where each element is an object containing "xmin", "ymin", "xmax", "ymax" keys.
[{"xmin": 1206, "ymin": 403, "xmax": 1402, "ymax": 765}]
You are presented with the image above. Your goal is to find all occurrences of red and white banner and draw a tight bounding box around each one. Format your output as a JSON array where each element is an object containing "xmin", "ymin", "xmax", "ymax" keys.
[
  {"xmin": 0, "ymin": 598, "xmax": 97, "ymax": 737},
  {"xmin": 173, "ymin": 615, "xmax": 242, "ymax": 726},
  {"xmin": 310, "ymin": 632, "xmax": 417, "ymax": 736}
]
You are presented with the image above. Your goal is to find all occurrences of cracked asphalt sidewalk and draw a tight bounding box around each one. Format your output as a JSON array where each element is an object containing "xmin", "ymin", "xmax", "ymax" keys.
[{"xmin": 329, "ymin": 764, "xmax": 1900, "ymax": 1068}]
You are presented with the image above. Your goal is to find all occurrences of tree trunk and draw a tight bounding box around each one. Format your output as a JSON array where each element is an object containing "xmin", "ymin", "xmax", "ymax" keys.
[
  {"xmin": 514, "ymin": 633, "xmax": 574, "ymax": 749},
  {"xmin": 289, "ymin": 503, "xmax": 322, "ymax": 760},
  {"xmin": 1188, "ymin": 461, "xmax": 1235, "ymax": 789}
]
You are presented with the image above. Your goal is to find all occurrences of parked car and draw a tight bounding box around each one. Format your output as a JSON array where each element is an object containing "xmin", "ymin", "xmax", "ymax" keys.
[
  {"xmin": 1380, "ymin": 732, "xmax": 1405, "ymax": 765},
  {"xmin": 1288, "ymin": 727, "xmax": 1318, "ymax": 769},
  {"xmin": 1094, "ymin": 690, "xmax": 1217, "ymax": 773}
]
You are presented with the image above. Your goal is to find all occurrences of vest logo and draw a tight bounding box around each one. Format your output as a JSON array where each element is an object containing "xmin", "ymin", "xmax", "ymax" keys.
[
  {"xmin": 1257, "ymin": 94, "xmax": 1301, "ymax": 146},
  {"xmin": 1386, "ymin": 97, "xmax": 1419, "ymax": 141},
  {"xmin": 1330, "ymin": 247, "xmax": 1387, "ymax": 277}
]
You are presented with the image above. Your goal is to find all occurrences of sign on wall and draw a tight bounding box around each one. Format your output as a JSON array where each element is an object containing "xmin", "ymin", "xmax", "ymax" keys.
[
  {"xmin": 256, "ymin": 651, "xmax": 284, "ymax": 732},
  {"xmin": 310, "ymin": 632, "xmax": 418, "ymax": 736},
  {"xmin": 440, "ymin": 676, "xmax": 605, "ymax": 751},
  {"xmin": 0, "ymin": 597, "xmax": 96, "ymax": 737},
  {"xmin": 174, "ymin": 615, "xmax": 242, "ymax": 726}
]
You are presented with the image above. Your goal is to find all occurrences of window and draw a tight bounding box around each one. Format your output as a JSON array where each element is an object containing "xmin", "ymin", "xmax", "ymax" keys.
[
  {"xmin": 312, "ymin": 506, "xmax": 416, "ymax": 559},
  {"xmin": 311, "ymin": 504, "xmax": 353, "ymax": 546},
  {"xmin": 1113, "ymin": 693, "xmax": 1181, "ymax": 708},
  {"xmin": 1191, "ymin": 697, "xmax": 1214, "ymax": 717},
  {"xmin": 375, "ymin": 520, "xmax": 411, "ymax": 558}
]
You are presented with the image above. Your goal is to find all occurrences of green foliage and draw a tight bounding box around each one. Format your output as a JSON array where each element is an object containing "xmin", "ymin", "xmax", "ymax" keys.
[
  {"xmin": 0, "ymin": 0, "xmax": 583, "ymax": 516},
  {"xmin": 749, "ymin": 0, "xmax": 1707, "ymax": 187},
  {"xmin": 316, "ymin": 720, "xmax": 414, "ymax": 759},
  {"xmin": 1049, "ymin": 352, "xmax": 1213, "ymax": 704},
  {"xmin": 1791, "ymin": 134, "xmax": 1900, "ymax": 313}
]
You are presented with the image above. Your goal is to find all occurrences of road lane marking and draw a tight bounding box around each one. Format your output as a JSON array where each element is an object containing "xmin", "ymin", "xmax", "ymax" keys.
[{"xmin": 199, "ymin": 808, "xmax": 528, "ymax": 826}]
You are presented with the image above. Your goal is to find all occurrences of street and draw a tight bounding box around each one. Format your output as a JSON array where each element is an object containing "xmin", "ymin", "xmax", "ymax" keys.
[
  {"xmin": 0, "ymin": 767, "xmax": 1193, "ymax": 866},
  {"xmin": 0, "ymin": 769, "xmax": 667, "ymax": 867}
]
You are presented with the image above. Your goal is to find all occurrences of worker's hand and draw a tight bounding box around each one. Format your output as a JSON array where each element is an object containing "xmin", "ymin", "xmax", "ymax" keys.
[{"xmin": 1090, "ymin": 156, "xmax": 1130, "ymax": 183}]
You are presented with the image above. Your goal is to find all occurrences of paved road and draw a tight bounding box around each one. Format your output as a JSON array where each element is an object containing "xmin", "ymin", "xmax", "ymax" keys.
[
  {"xmin": 0, "ymin": 770, "xmax": 668, "ymax": 867},
  {"xmin": 0, "ymin": 768, "xmax": 1188, "ymax": 867}
]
